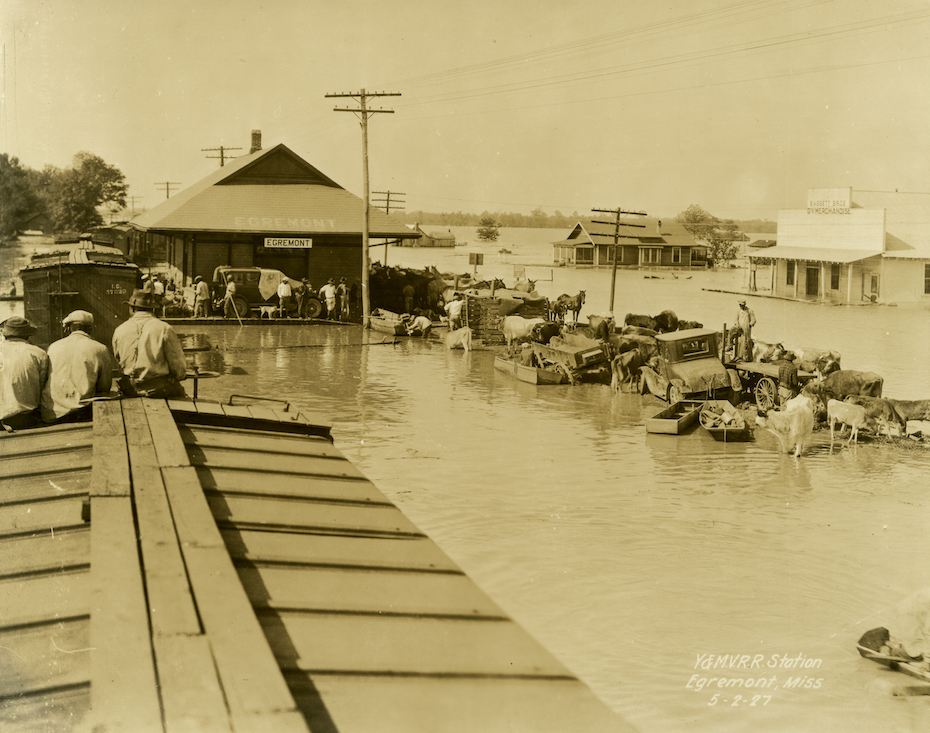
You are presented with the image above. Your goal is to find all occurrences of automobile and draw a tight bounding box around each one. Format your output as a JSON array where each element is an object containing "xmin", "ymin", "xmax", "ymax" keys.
[
  {"xmin": 212, "ymin": 266, "xmax": 323, "ymax": 318},
  {"xmin": 652, "ymin": 328, "xmax": 742, "ymax": 403}
]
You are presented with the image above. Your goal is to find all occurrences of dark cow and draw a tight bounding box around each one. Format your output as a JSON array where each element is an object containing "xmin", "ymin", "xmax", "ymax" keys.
[
  {"xmin": 844, "ymin": 395, "xmax": 907, "ymax": 436},
  {"xmin": 531, "ymin": 321, "xmax": 561, "ymax": 345},
  {"xmin": 653, "ymin": 310, "xmax": 678, "ymax": 333},
  {"xmin": 607, "ymin": 333, "xmax": 658, "ymax": 362},
  {"xmin": 610, "ymin": 348, "xmax": 644, "ymax": 392},
  {"xmin": 886, "ymin": 399, "xmax": 930, "ymax": 422},
  {"xmin": 624, "ymin": 313, "xmax": 658, "ymax": 331},
  {"xmin": 802, "ymin": 370, "xmax": 884, "ymax": 414},
  {"xmin": 677, "ymin": 320, "xmax": 703, "ymax": 330},
  {"xmin": 620, "ymin": 325, "xmax": 658, "ymax": 338},
  {"xmin": 427, "ymin": 277, "xmax": 448, "ymax": 311}
]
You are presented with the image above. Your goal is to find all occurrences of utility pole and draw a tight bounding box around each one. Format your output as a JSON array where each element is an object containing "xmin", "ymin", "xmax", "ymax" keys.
[
  {"xmin": 155, "ymin": 182, "xmax": 181, "ymax": 200},
  {"xmin": 326, "ymin": 89, "xmax": 400, "ymax": 328},
  {"xmin": 372, "ymin": 190, "xmax": 405, "ymax": 266},
  {"xmin": 591, "ymin": 207, "xmax": 647, "ymax": 313},
  {"xmin": 202, "ymin": 145, "xmax": 242, "ymax": 167},
  {"xmin": 127, "ymin": 196, "xmax": 143, "ymax": 217}
]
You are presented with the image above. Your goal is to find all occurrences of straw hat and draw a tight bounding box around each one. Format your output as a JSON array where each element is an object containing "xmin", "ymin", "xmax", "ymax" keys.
[{"xmin": 2, "ymin": 316, "xmax": 37, "ymax": 338}]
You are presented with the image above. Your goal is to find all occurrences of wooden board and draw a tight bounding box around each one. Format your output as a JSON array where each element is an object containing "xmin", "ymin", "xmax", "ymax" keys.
[
  {"xmin": 238, "ymin": 565, "xmax": 505, "ymax": 618},
  {"xmin": 0, "ymin": 684, "xmax": 90, "ymax": 732},
  {"xmin": 264, "ymin": 614, "xmax": 573, "ymax": 678},
  {"xmin": 645, "ymin": 401, "xmax": 702, "ymax": 435},
  {"xmin": 199, "ymin": 467, "xmax": 386, "ymax": 504},
  {"xmin": 0, "ymin": 618, "xmax": 91, "ymax": 698},
  {"xmin": 1, "ymin": 448, "xmax": 93, "ymax": 483},
  {"xmin": 0, "ymin": 423, "xmax": 92, "ymax": 457},
  {"xmin": 0, "ymin": 469, "xmax": 92, "ymax": 504},
  {"xmin": 0, "ymin": 496, "xmax": 87, "ymax": 537},
  {"xmin": 222, "ymin": 530, "xmax": 461, "ymax": 573},
  {"xmin": 0, "ymin": 572, "xmax": 89, "ymax": 629},
  {"xmin": 0, "ymin": 529, "xmax": 90, "ymax": 578},
  {"xmin": 188, "ymin": 445, "xmax": 367, "ymax": 479},
  {"xmin": 208, "ymin": 494, "xmax": 423, "ymax": 536},
  {"xmin": 90, "ymin": 401, "xmax": 129, "ymax": 497},
  {"xmin": 179, "ymin": 424, "xmax": 341, "ymax": 458}
]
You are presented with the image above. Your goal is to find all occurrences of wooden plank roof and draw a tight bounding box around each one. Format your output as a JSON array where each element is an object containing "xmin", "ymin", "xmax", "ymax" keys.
[
  {"xmin": 0, "ymin": 399, "xmax": 635, "ymax": 733},
  {"xmin": 131, "ymin": 144, "xmax": 412, "ymax": 238}
]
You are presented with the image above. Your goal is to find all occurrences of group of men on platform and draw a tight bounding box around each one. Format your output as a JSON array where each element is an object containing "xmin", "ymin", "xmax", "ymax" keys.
[{"xmin": 0, "ymin": 289, "xmax": 188, "ymax": 431}]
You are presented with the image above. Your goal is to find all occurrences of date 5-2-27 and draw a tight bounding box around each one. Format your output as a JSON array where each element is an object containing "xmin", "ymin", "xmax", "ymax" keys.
[{"xmin": 708, "ymin": 694, "xmax": 772, "ymax": 706}]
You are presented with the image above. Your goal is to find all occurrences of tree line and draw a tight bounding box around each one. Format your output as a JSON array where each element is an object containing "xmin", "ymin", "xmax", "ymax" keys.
[{"xmin": 0, "ymin": 152, "xmax": 128, "ymax": 239}]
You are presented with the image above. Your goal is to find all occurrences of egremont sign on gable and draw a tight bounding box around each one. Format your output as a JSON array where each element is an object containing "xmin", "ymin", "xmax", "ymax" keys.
[
  {"xmin": 264, "ymin": 238, "xmax": 313, "ymax": 248},
  {"xmin": 807, "ymin": 187, "xmax": 851, "ymax": 215}
]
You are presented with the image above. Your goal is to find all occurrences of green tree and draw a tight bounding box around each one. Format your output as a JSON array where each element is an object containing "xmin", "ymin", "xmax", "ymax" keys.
[
  {"xmin": 48, "ymin": 152, "xmax": 128, "ymax": 233},
  {"xmin": 476, "ymin": 215, "xmax": 500, "ymax": 242},
  {"xmin": 676, "ymin": 204, "xmax": 741, "ymax": 268},
  {"xmin": 0, "ymin": 154, "xmax": 39, "ymax": 238}
]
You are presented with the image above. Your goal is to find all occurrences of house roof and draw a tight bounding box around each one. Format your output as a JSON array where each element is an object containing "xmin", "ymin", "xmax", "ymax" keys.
[
  {"xmin": 552, "ymin": 217, "xmax": 697, "ymax": 248},
  {"xmin": 132, "ymin": 144, "xmax": 413, "ymax": 238},
  {"xmin": 747, "ymin": 246, "xmax": 882, "ymax": 263}
]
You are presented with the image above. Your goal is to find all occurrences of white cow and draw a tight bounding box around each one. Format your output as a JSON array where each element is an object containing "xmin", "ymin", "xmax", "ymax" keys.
[
  {"xmin": 444, "ymin": 326, "xmax": 473, "ymax": 352},
  {"xmin": 755, "ymin": 397, "xmax": 815, "ymax": 457},
  {"xmin": 827, "ymin": 398, "xmax": 867, "ymax": 446},
  {"xmin": 499, "ymin": 316, "xmax": 545, "ymax": 349}
]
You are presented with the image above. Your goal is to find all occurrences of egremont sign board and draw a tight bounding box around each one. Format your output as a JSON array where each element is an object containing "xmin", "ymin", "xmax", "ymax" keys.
[
  {"xmin": 264, "ymin": 237, "xmax": 313, "ymax": 249},
  {"xmin": 807, "ymin": 187, "xmax": 851, "ymax": 215}
]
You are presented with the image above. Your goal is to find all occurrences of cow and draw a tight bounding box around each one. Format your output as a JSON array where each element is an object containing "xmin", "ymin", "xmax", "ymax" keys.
[
  {"xmin": 752, "ymin": 340, "xmax": 787, "ymax": 363},
  {"xmin": 677, "ymin": 320, "xmax": 703, "ymax": 330},
  {"xmin": 620, "ymin": 325, "xmax": 658, "ymax": 338},
  {"xmin": 789, "ymin": 347, "xmax": 842, "ymax": 378},
  {"xmin": 513, "ymin": 279, "xmax": 537, "ymax": 293},
  {"xmin": 755, "ymin": 398, "xmax": 815, "ymax": 457},
  {"xmin": 531, "ymin": 321, "xmax": 561, "ymax": 345},
  {"xmin": 844, "ymin": 395, "xmax": 907, "ymax": 437},
  {"xmin": 444, "ymin": 326, "xmax": 473, "ymax": 352},
  {"xmin": 624, "ymin": 313, "xmax": 658, "ymax": 331},
  {"xmin": 827, "ymin": 399, "xmax": 867, "ymax": 447},
  {"xmin": 607, "ymin": 333, "xmax": 659, "ymax": 362},
  {"xmin": 610, "ymin": 348, "xmax": 644, "ymax": 392},
  {"xmin": 886, "ymin": 399, "xmax": 930, "ymax": 422},
  {"xmin": 499, "ymin": 315, "xmax": 546, "ymax": 349},
  {"xmin": 802, "ymin": 370, "xmax": 884, "ymax": 414},
  {"xmin": 653, "ymin": 310, "xmax": 679, "ymax": 333}
]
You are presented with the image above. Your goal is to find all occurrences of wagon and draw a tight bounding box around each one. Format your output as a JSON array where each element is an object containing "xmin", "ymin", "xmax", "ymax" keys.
[{"xmin": 724, "ymin": 360, "xmax": 816, "ymax": 411}]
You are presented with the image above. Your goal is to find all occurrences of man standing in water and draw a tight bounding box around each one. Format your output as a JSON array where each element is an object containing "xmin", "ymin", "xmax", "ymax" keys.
[
  {"xmin": 113, "ymin": 290, "xmax": 188, "ymax": 398},
  {"xmin": 41, "ymin": 310, "xmax": 114, "ymax": 424},
  {"xmin": 0, "ymin": 316, "xmax": 49, "ymax": 430},
  {"xmin": 734, "ymin": 298, "xmax": 756, "ymax": 361}
]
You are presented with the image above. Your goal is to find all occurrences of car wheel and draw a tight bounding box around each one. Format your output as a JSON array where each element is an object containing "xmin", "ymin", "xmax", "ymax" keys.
[
  {"xmin": 666, "ymin": 381, "xmax": 684, "ymax": 404},
  {"xmin": 755, "ymin": 377, "xmax": 777, "ymax": 411},
  {"xmin": 233, "ymin": 295, "xmax": 250, "ymax": 318},
  {"xmin": 305, "ymin": 298, "xmax": 323, "ymax": 319}
]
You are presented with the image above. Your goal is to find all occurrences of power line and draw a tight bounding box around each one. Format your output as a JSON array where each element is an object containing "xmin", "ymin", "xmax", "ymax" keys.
[
  {"xmin": 154, "ymin": 181, "xmax": 181, "ymax": 199},
  {"xmin": 591, "ymin": 207, "xmax": 648, "ymax": 313},
  {"xmin": 325, "ymin": 89, "xmax": 401, "ymax": 328},
  {"xmin": 202, "ymin": 145, "xmax": 242, "ymax": 167}
]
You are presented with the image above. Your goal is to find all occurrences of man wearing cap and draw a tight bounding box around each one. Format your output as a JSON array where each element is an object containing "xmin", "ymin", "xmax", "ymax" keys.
[
  {"xmin": 733, "ymin": 298, "xmax": 756, "ymax": 362},
  {"xmin": 0, "ymin": 317, "xmax": 50, "ymax": 430},
  {"xmin": 193, "ymin": 275, "xmax": 211, "ymax": 318},
  {"xmin": 112, "ymin": 290, "xmax": 188, "ymax": 399},
  {"xmin": 320, "ymin": 278, "xmax": 337, "ymax": 320},
  {"xmin": 41, "ymin": 311, "xmax": 114, "ymax": 423}
]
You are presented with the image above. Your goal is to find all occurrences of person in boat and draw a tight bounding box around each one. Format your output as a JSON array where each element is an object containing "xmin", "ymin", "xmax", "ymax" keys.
[
  {"xmin": 320, "ymin": 278, "xmax": 337, "ymax": 320},
  {"xmin": 445, "ymin": 293, "xmax": 465, "ymax": 330},
  {"xmin": 193, "ymin": 276, "xmax": 211, "ymax": 318},
  {"xmin": 41, "ymin": 310, "xmax": 114, "ymax": 424},
  {"xmin": 112, "ymin": 290, "xmax": 188, "ymax": 399},
  {"xmin": 778, "ymin": 351, "xmax": 799, "ymax": 406},
  {"xmin": 733, "ymin": 299, "xmax": 756, "ymax": 361},
  {"xmin": 0, "ymin": 316, "xmax": 49, "ymax": 430}
]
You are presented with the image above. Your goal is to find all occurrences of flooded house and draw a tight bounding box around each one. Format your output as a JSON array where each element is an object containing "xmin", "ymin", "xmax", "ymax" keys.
[{"xmin": 552, "ymin": 218, "xmax": 707, "ymax": 269}]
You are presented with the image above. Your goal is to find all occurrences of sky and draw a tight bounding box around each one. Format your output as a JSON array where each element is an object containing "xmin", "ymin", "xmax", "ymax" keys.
[{"xmin": 2, "ymin": 0, "xmax": 930, "ymax": 222}]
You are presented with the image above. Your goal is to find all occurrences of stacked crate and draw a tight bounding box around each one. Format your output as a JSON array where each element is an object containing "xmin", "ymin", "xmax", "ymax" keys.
[{"xmin": 465, "ymin": 296, "xmax": 549, "ymax": 344}]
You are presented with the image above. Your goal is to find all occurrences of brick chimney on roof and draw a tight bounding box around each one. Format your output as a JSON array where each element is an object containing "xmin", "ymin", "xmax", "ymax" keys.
[{"xmin": 249, "ymin": 130, "xmax": 262, "ymax": 154}]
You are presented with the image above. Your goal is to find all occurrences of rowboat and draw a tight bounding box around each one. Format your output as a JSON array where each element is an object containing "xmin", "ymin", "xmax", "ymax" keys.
[
  {"xmin": 699, "ymin": 399, "xmax": 753, "ymax": 441},
  {"xmin": 645, "ymin": 400, "xmax": 703, "ymax": 434},
  {"xmin": 857, "ymin": 627, "xmax": 930, "ymax": 685},
  {"xmin": 494, "ymin": 355, "xmax": 567, "ymax": 385},
  {"xmin": 369, "ymin": 308, "xmax": 408, "ymax": 335}
]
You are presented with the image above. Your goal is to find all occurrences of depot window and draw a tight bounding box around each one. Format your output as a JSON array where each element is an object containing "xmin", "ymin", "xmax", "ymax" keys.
[
  {"xmin": 786, "ymin": 261, "xmax": 795, "ymax": 285},
  {"xmin": 830, "ymin": 264, "xmax": 840, "ymax": 290}
]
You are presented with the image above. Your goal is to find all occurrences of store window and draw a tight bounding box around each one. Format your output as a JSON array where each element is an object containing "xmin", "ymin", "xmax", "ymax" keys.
[
  {"xmin": 786, "ymin": 261, "xmax": 795, "ymax": 286},
  {"xmin": 830, "ymin": 264, "xmax": 840, "ymax": 290}
]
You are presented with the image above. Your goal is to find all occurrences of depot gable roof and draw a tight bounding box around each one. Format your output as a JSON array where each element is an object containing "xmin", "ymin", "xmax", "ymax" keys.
[{"xmin": 131, "ymin": 144, "xmax": 413, "ymax": 238}]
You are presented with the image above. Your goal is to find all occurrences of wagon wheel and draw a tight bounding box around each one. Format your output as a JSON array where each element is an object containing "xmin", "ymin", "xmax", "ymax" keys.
[{"xmin": 754, "ymin": 376, "xmax": 778, "ymax": 411}]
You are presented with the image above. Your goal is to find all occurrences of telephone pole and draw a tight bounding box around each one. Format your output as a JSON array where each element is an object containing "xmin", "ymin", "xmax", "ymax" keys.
[
  {"xmin": 202, "ymin": 145, "xmax": 242, "ymax": 167},
  {"xmin": 155, "ymin": 181, "xmax": 181, "ymax": 199},
  {"xmin": 591, "ymin": 207, "xmax": 647, "ymax": 313},
  {"xmin": 326, "ymin": 89, "xmax": 401, "ymax": 328},
  {"xmin": 372, "ymin": 190, "xmax": 405, "ymax": 266},
  {"xmin": 127, "ymin": 196, "xmax": 143, "ymax": 217}
]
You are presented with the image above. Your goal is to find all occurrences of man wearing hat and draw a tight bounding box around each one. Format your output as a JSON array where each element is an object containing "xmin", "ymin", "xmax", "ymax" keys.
[
  {"xmin": 320, "ymin": 278, "xmax": 337, "ymax": 320},
  {"xmin": 733, "ymin": 298, "xmax": 756, "ymax": 362},
  {"xmin": 193, "ymin": 275, "xmax": 211, "ymax": 318},
  {"xmin": 777, "ymin": 351, "xmax": 800, "ymax": 407},
  {"xmin": 337, "ymin": 277, "xmax": 349, "ymax": 321},
  {"xmin": 41, "ymin": 310, "xmax": 115, "ymax": 424},
  {"xmin": 444, "ymin": 292, "xmax": 465, "ymax": 330},
  {"xmin": 112, "ymin": 290, "xmax": 188, "ymax": 398},
  {"xmin": 294, "ymin": 278, "xmax": 310, "ymax": 318},
  {"xmin": 0, "ymin": 316, "xmax": 50, "ymax": 430}
]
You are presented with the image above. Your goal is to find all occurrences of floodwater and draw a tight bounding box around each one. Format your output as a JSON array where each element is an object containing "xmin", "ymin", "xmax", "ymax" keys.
[{"xmin": 5, "ymin": 231, "xmax": 930, "ymax": 731}]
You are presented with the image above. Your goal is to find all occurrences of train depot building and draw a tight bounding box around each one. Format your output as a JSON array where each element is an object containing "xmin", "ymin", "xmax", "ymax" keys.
[
  {"xmin": 749, "ymin": 187, "xmax": 930, "ymax": 304},
  {"xmin": 129, "ymin": 132, "xmax": 414, "ymax": 287}
]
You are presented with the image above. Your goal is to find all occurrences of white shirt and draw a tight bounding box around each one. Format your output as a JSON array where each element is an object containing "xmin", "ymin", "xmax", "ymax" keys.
[
  {"xmin": 41, "ymin": 330, "xmax": 114, "ymax": 421},
  {"xmin": 112, "ymin": 311, "xmax": 187, "ymax": 383},
  {"xmin": 277, "ymin": 280, "xmax": 292, "ymax": 298},
  {"xmin": 0, "ymin": 338, "xmax": 50, "ymax": 420}
]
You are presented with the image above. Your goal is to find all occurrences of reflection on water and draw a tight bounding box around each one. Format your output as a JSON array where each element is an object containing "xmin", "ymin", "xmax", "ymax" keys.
[{"xmin": 187, "ymin": 309, "xmax": 929, "ymax": 733}]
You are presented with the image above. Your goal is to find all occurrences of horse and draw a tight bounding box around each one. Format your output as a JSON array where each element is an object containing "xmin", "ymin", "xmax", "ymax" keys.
[{"xmin": 558, "ymin": 291, "xmax": 585, "ymax": 323}]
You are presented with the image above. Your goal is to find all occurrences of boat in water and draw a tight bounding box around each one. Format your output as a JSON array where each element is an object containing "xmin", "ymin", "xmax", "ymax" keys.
[
  {"xmin": 645, "ymin": 400, "xmax": 703, "ymax": 434},
  {"xmin": 369, "ymin": 308, "xmax": 408, "ymax": 335},
  {"xmin": 494, "ymin": 354, "xmax": 567, "ymax": 385}
]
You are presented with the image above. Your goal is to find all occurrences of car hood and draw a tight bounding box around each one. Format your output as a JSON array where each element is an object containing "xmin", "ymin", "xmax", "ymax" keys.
[{"xmin": 664, "ymin": 357, "xmax": 730, "ymax": 390}]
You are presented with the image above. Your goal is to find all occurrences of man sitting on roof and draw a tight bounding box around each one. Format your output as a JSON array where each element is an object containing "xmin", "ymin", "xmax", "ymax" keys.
[{"xmin": 0, "ymin": 317, "xmax": 49, "ymax": 430}]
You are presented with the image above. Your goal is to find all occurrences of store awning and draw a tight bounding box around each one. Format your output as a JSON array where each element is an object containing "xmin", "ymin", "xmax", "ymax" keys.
[{"xmin": 747, "ymin": 246, "xmax": 882, "ymax": 264}]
